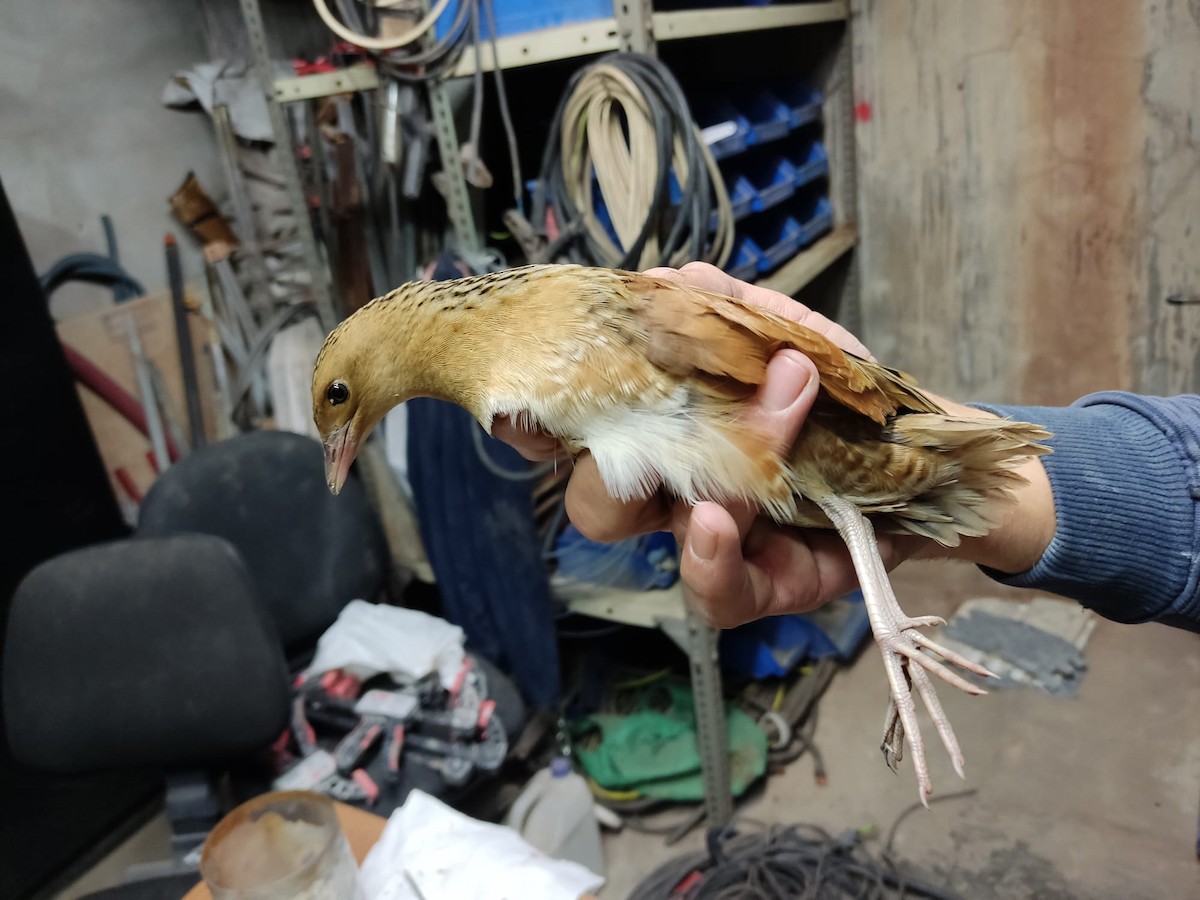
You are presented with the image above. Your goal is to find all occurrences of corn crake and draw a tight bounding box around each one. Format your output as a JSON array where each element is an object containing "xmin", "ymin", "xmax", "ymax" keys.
[{"xmin": 311, "ymin": 263, "xmax": 1051, "ymax": 803}]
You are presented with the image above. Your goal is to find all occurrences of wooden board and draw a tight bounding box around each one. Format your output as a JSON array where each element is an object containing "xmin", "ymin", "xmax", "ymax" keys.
[
  {"xmin": 852, "ymin": 0, "xmax": 1200, "ymax": 403},
  {"xmin": 55, "ymin": 289, "xmax": 219, "ymax": 506}
]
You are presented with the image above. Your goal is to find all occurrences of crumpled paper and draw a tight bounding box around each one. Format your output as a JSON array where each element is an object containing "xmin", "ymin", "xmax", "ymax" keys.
[
  {"xmin": 162, "ymin": 60, "xmax": 276, "ymax": 143},
  {"xmin": 306, "ymin": 600, "xmax": 466, "ymax": 689},
  {"xmin": 359, "ymin": 790, "xmax": 604, "ymax": 900}
]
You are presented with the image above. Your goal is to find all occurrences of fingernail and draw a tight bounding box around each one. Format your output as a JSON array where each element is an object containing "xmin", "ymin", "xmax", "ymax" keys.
[
  {"xmin": 762, "ymin": 351, "xmax": 811, "ymax": 410},
  {"xmin": 691, "ymin": 521, "xmax": 718, "ymax": 561}
]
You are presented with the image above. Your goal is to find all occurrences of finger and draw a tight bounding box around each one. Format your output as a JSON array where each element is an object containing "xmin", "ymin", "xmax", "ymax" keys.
[
  {"xmin": 682, "ymin": 515, "xmax": 916, "ymax": 627},
  {"xmin": 643, "ymin": 262, "xmax": 873, "ymax": 360},
  {"xmin": 666, "ymin": 348, "xmax": 816, "ymax": 547},
  {"xmin": 680, "ymin": 502, "xmax": 774, "ymax": 629},
  {"xmin": 744, "ymin": 349, "xmax": 819, "ymax": 454},
  {"xmin": 491, "ymin": 417, "xmax": 564, "ymax": 461},
  {"xmin": 565, "ymin": 452, "xmax": 673, "ymax": 542}
]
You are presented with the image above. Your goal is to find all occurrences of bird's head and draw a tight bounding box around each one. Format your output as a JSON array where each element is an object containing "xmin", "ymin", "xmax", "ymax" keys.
[{"xmin": 312, "ymin": 306, "xmax": 415, "ymax": 495}]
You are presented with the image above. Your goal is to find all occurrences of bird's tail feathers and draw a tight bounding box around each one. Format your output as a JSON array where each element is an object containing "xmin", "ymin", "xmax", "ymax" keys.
[{"xmin": 884, "ymin": 414, "xmax": 1052, "ymax": 547}]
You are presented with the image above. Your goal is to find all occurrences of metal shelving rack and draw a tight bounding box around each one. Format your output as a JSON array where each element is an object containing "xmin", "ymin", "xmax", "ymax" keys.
[
  {"xmin": 267, "ymin": 1, "xmax": 858, "ymax": 298},
  {"xmin": 238, "ymin": 0, "xmax": 858, "ymax": 830}
]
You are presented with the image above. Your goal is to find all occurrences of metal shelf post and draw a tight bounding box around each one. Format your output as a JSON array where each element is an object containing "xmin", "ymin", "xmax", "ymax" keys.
[{"xmin": 237, "ymin": 0, "xmax": 340, "ymax": 332}]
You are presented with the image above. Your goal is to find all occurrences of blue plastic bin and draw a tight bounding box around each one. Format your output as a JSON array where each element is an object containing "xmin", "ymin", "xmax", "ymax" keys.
[
  {"xmin": 744, "ymin": 156, "xmax": 797, "ymax": 213},
  {"xmin": 721, "ymin": 591, "xmax": 870, "ymax": 678},
  {"xmin": 692, "ymin": 97, "xmax": 752, "ymax": 160},
  {"xmin": 733, "ymin": 88, "xmax": 791, "ymax": 145},
  {"xmin": 788, "ymin": 140, "xmax": 829, "ymax": 190},
  {"xmin": 720, "ymin": 172, "xmax": 748, "ymax": 224},
  {"xmin": 657, "ymin": 0, "xmax": 771, "ymax": 8},
  {"xmin": 772, "ymin": 81, "xmax": 824, "ymax": 129},
  {"xmin": 794, "ymin": 193, "xmax": 834, "ymax": 247},
  {"xmin": 727, "ymin": 234, "xmax": 764, "ymax": 282},
  {"xmin": 711, "ymin": 172, "xmax": 756, "ymax": 231},
  {"xmin": 554, "ymin": 524, "xmax": 679, "ymax": 591},
  {"xmin": 435, "ymin": 0, "xmax": 612, "ymax": 41},
  {"xmin": 751, "ymin": 212, "xmax": 804, "ymax": 273}
]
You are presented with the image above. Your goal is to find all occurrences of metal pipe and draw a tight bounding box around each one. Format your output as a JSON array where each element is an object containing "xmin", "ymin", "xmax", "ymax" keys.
[{"xmin": 165, "ymin": 234, "xmax": 206, "ymax": 448}]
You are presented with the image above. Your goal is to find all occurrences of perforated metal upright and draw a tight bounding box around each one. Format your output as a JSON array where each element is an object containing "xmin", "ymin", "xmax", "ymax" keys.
[{"xmin": 237, "ymin": 0, "xmax": 340, "ymax": 332}]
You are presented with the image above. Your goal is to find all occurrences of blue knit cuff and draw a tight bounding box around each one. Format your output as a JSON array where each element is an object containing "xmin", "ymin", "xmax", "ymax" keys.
[{"xmin": 968, "ymin": 393, "xmax": 1200, "ymax": 628}]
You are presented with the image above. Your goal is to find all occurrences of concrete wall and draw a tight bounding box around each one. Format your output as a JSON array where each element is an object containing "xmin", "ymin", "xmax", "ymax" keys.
[
  {"xmin": 852, "ymin": 0, "xmax": 1200, "ymax": 404},
  {"xmin": 0, "ymin": 0, "xmax": 220, "ymax": 318}
]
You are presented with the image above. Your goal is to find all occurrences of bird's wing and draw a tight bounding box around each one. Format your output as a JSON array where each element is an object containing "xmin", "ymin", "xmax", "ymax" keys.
[{"xmin": 620, "ymin": 272, "xmax": 944, "ymax": 424}]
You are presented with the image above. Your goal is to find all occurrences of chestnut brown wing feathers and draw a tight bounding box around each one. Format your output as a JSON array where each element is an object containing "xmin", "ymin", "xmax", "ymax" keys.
[{"xmin": 621, "ymin": 273, "xmax": 944, "ymax": 423}]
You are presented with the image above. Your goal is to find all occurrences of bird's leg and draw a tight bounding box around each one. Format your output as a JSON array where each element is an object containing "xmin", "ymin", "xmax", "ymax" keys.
[{"xmin": 814, "ymin": 494, "xmax": 995, "ymax": 804}]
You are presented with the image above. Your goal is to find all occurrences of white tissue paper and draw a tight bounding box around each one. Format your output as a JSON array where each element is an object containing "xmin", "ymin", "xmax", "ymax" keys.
[
  {"xmin": 306, "ymin": 600, "xmax": 465, "ymax": 689},
  {"xmin": 359, "ymin": 790, "xmax": 604, "ymax": 900}
]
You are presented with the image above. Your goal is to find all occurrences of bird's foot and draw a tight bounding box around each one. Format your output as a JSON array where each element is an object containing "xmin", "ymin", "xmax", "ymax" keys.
[
  {"xmin": 812, "ymin": 493, "xmax": 996, "ymax": 805},
  {"xmin": 876, "ymin": 619, "xmax": 997, "ymax": 804}
]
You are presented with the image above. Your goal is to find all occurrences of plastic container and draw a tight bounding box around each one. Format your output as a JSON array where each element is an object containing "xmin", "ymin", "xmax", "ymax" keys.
[
  {"xmin": 692, "ymin": 97, "xmax": 752, "ymax": 160},
  {"xmin": 734, "ymin": 88, "xmax": 792, "ymax": 145},
  {"xmin": 721, "ymin": 591, "xmax": 869, "ymax": 678},
  {"xmin": 435, "ymin": 0, "xmax": 613, "ymax": 41},
  {"xmin": 788, "ymin": 139, "xmax": 829, "ymax": 190},
  {"xmin": 744, "ymin": 155, "xmax": 797, "ymax": 212},
  {"xmin": 200, "ymin": 791, "xmax": 361, "ymax": 900},
  {"xmin": 751, "ymin": 212, "xmax": 804, "ymax": 272},
  {"xmin": 772, "ymin": 81, "xmax": 824, "ymax": 129},
  {"xmin": 657, "ymin": 0, "xmax": 771, "ymax": 8},
  {"xmin": 710, "ymin": 171, "xmax": 756, "ymax": 231},
  {"xmin": 794, "ymin": 193, "xmax": 834, "ymax": 246},
  {"xmin": 727, "ymin": 233, "xmax": 764, "ymax": 282},
  {"xmin": 505, "ymin": 757, "xmax": 605, "ymax": 877},
  {"xmin": 554, "ymin": 524, "xmax": 678, "ymax": 591}
]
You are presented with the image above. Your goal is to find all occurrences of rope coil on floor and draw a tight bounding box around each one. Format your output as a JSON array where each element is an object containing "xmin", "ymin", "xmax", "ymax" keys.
[{"xmin": 535, "ymin": 52, "xmax": 734, "ymax": 270}]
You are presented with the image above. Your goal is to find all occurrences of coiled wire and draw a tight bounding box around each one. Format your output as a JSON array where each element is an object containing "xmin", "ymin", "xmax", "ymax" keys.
[
  {"xmin": 534, "ymin": 52, "xmax": 734, "ymax": 270},
  {"xmin": 627, "ymin": 817, "xmax": 965, "ymax": 900}
]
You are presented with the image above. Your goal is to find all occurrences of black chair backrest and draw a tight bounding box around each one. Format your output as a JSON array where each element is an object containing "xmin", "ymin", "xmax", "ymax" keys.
[
  {"xmin": 137, "ymin": 430, "xmax": 387, "ymax": 651},
  {"xmin": 3, "ymin": 534, "xmax": 289, "ymax": 772}
]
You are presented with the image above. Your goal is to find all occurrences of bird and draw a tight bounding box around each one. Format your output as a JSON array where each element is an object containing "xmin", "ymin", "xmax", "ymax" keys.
[{"xmin": 311, "ymin": 262, "xmax": 1051, "ymax": 802}]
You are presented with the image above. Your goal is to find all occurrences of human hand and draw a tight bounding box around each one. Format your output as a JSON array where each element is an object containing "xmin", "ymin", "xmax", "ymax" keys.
[{"xmin": 493, "ymin": 261, "xmax": 907, "ymax": 626}]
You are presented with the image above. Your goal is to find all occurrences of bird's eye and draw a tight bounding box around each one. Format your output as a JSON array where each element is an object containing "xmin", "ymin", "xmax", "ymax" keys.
[{"xmin": 326, "ymin": 381, "xmax": 349, "ymax": 405}]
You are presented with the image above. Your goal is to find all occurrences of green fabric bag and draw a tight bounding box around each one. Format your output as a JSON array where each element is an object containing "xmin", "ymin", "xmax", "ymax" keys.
[{"xmin": 571, "ymin": 681, "xmax": 767, "ymax": 801}]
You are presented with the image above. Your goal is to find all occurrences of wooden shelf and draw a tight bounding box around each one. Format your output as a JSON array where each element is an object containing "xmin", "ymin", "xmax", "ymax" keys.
[
  {"xmin": 558, "ymin": 580, "xmax": 688, "ymax": 629},
  {"xmin": 275, "ymin": 20, "xmax": 621, "ymax": 99},
  {"xmin": 450, "ymin": 18, "xmax": 622, "ymax": 77},
  {"xmin": 653, "ymin": 1, "xmax": 848, "ymax": 42},
  {"xmin": 755, "ymin": 223, "xmax": 857, "ymax": 296},
  {"xmin": 274, "ymin": 64, "xmax": 380, "ymax": 103},
  {"xmin": 274, "ymin": 2, "xmax": 848, "ymax": 100}
]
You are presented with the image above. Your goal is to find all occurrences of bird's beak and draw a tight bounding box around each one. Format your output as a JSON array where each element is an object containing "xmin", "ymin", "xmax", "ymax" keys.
[{"xmin": 322, "ymin": 423, "xmax": 358, "ymax": 495}]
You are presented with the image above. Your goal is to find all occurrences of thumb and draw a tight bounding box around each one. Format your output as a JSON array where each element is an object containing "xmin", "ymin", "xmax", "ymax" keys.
[
  {"xmin": 747, "ymin": 349, "xmax": 819, "ymax": 456},
  {"xmin": 708, "ymin": 349, "xmax": 818, "ymax": 540}
]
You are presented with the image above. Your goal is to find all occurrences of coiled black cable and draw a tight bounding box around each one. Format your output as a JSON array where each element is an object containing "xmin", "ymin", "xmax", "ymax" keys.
[
  {"xmin": 533, "ymin": 52, "xmax": 733, "ymax": 270},
  {"xmin": 627, "ymin": 819, "xmax": 963, "ymax": 900}
]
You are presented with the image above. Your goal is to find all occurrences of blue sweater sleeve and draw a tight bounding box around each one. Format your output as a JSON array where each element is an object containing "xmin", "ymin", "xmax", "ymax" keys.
[{"xmin": 970, "ymin": 392, "xmax": 1200, "ymax": 631}]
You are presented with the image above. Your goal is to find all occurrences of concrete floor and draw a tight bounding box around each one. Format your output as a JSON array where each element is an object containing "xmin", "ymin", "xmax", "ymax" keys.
[
  {"xmin": 599, "ymin": 560, "xmax": 1200, "ymax": 900},
  {"xmin": 59, "ymin": 560, "xmax": 1199, "ymax": 899}
]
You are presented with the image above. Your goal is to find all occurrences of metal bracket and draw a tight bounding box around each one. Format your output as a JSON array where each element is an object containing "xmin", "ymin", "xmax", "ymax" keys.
[
  {"xmin": 275, "ymin": 65, "xmax": 381, "ymax": 103},
  {"xmin": 427, "ymin": 80, "xmax": 483, "ymax": 255},
  {"xmin": 682, "ymin": 608, "xmax": 734, "ymax": 827},
  {"xmin": 658, "ymin": 602, "xmax": 733, "ymax": 828},
  {"xmin": 615, "ymin": 0, "xmax": 655, "ymax": 55},
  {"xmin": 237, "ymin": 0, "xmax": 340, "ymax": 331}
]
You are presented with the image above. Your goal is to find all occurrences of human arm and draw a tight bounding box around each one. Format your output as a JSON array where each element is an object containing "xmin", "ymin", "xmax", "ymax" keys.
[
  {"xmin": 965, "ymin": 392, "xmax": 1200, "ymax": 630},
  {"xmin": 496, "ymin": 264, "xmax": 1200, "ymax": 632}
]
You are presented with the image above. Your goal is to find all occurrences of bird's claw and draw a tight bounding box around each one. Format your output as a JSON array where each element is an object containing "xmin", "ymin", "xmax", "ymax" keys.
[
  {"xmin": 878, "ymin": 620, "xmax": 991, "ymax": 801},
  {"xmin": 812, "ymin": 494, "xmax": 988, "ymax": 806}
]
